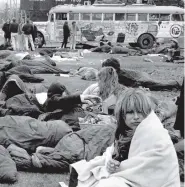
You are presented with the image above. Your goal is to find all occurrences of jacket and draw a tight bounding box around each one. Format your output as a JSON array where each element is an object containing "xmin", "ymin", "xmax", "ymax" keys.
[
  {"xmin": 9, "ymin": 22, "xmax": 18, "ymax": 33},
  {"xmin": 22, "ymin": 23, "xmax": 34, "ymax": 35},
  {"xmin": 63, "ymin": 24, "xmax": 70, "ymax": 37},
  {"xmin": 2, "ymin": 23, "xmax": 11, "ymax": 37},
  {"xmin": 43, "ymin": 94, "xmax": 82, "ymax": 112}
]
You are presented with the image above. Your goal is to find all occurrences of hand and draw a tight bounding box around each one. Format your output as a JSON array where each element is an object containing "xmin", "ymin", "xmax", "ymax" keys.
[
  {"xmin": 80, "ymin": 95, "xmax": 102, "ymax": 106},
  {"xmin": 106, "ymin": 158, "xmax": 120, "ymax": 174}
]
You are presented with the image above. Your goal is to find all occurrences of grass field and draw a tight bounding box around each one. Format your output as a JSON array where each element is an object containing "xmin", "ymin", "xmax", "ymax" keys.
[{"xmin": 0, "ymin": 51, "xmax": 184, "ymax": 187}]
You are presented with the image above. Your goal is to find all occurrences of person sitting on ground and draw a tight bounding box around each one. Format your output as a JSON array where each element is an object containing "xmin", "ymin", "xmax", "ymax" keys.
[
  {"xmin": 38, "ymin": 82, "xmax": 102, "ymax": 130},
  {"xmin": 83, "ymin": 67, "xmax": 126, "ymax": 114},
  {"xmin": 102, "ymin": 57, "xmax": 180, "ymax": 91},
  {"xmin": 66, "ymin": 88, "xmax": 180, "ymax": 187},
  {"xmin": 165, "ymin": 38, "xmax": 181, "ymax": 62}
]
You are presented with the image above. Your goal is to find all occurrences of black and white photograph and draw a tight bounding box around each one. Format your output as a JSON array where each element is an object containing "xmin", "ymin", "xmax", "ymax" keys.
[{"xmin": 0, "ymin": 0, "xmax": 184, "ymax": 186}]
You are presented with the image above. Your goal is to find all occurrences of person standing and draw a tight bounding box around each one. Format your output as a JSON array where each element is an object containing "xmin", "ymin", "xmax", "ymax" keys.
[
  {"xmin": 17, "ymin": 18, "xmax": 25, "ymax": 51},
  {"xmin": 22, "ymin": 19, "xmax": 35, "ymax": 51},
  {"xmin": 9, "ymin": 18, "xmax": 19, "ymax": 51},
  {"xmin": 61, "ymin": 21, "xmax": 70, "ymax": 48},
  {"xmin": 2, "ymin": 19, "xmax": 11, "ymax": 46},
  {"xmin": 71, "ymin": 21, "xmax": 77, "ymax": 50},
  {"xmin": 30, "ymin": 20, "xmax": 38, "ymax": 50}
]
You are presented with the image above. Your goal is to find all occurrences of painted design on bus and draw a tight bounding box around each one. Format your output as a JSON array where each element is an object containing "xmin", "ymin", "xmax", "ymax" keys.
[
  {"xmin": 55, "ymin": 21, "xmax": 159, "ymax": 43},
  {"xmin": 125, "ymin": 23, "xmax": 139, "ymax": 36},
  {"xmin": 170, "ymin": 24, "xmax": 182, "ymax": 38}
]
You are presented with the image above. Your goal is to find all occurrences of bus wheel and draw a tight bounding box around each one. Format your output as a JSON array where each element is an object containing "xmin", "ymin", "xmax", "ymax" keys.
[
  {"xmin": 36, "ymin": 32, "xmax": 45, "ymax": 48},
  {"xmin": 129, "ymin": 43, "xmax": 138, "ymax": 48},
  {"xmin": 137, "ymin": 34, "xmax": 154, "ymax": 49}
]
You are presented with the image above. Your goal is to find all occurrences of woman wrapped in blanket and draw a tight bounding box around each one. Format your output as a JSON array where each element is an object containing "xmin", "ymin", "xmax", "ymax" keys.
[
  {"xmin": 82, "ymin": 67, "xmax": 126, "ymax": 114},
  {"xmin": 67, "ymin": 88, "xmax": 180, "ymax": 187}
]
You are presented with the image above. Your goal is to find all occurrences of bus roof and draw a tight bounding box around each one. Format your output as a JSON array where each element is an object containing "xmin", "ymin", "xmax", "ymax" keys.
[{"xmin": 49, "ymin": 5, "xmax": 184, "ymax": 14}]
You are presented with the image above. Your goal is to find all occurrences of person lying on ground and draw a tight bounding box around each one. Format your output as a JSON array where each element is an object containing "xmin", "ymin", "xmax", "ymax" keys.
[
  {"xmin": 66, "ymin": 88, "xmax": 180, "ymax": 187},
  {"xmin": 70, "ymin": 67, "xmax": 98, "ymax": 81},
  {"xmin": 91, "ymin": 41, "xmax": 112, "ymax": 53},
  {"xmin": 102, "ymin": 57, "xmax": 180, "ymax": 91},
  {"xmin": 37, "ymin": 82, "xmax": 102, "ymax": 130},
  {"xmin": 0, "ymin": 76, "xmax": 101, "ymax": 124},
  {"xmin": 82, "ymin": 67, "xmax": 126, "ymax": 114},
  {"xmin": 164, "ymin": 38, "xmax": 182, "ymax": 62}
]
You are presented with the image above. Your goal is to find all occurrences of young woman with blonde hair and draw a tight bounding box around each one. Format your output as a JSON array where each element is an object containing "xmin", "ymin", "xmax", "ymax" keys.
[
  {"xmin": 68, "ymin": 88, "xmax": 180, "ymax": 187},
  {"xmin": 83, "ymin": 67, "xmax": 126, "ymax": 114}
]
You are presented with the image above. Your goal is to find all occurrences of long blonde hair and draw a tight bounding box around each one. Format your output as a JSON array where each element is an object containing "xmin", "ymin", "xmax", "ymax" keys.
[
  {"xmin": 115, "ymin": 88, "xmax": 153, "ymax": 138},
  {"xmin": 98, "ymin": 67, "xmax": 123, "ymax": 100}
]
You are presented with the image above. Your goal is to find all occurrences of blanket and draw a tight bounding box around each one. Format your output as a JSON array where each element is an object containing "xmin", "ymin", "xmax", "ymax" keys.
[
  {"xmin": 0, "ymin": 75, "xmax": 31, "ymax": 101},
  {"xmin": 0, "ymin": 145, "xmax": 17, "ymax": 183},
  {"xmin": 4, "ymin": 93, "xmax": 43, "ymax": 118},
  {"xmin": 0, "ymin": 50, "xmax": 14, "ymax": 59},
  {"xmin": 6, "ymin": 65, "xmax": 44, "ymax": 83},
  {"xmin": 0, "ymin": 60, "xmax": 13, "ymax": 71},
  {"xmin": 118, "ymin": 69, "xmax": 180, "ymax": 90},
  {"xmin": 11, "ymin": 56, "xmax": 69, "ymax": 74},
  {"xmin": 6, "ymin": 52, "xmax": 31, "ymax": 61},
  {"xmin": 72, "ymin": 111, "xmax": 180, "ymax": 187},
  {"xmin": 0, "ymin": 115, "xmax": 72, "ymax": 153},
  {"xmin": 32, "ymin": 125, "xmax": 116, "ymax": 172}
]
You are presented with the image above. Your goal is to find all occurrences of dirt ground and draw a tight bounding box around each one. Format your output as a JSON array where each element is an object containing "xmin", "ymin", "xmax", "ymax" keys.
[{"xmin": 0, "ymin": 50, "xmax": 184, "ymax": 187}]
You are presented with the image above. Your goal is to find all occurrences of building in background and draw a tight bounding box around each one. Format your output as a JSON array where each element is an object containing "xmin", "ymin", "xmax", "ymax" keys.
[{"xmin": 20, "ymin": 0, "xmax": 96, "ymax": 21}]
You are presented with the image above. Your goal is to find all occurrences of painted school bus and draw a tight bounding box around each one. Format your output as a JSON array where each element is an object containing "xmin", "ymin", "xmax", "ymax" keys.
[{"xmin": 37, "ymin": 4, "xmax": 184, "ymax": 48}]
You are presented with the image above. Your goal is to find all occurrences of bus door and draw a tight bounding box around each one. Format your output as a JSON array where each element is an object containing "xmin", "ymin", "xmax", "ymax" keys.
[
  {"xmin": 156, "ymin": 14, "xmax": 172, "ymax": 38},
  {"xmin": 46, "ymin": 13, "xmax": 56, "ymax": 41},
  {"xmin": 55, "ymin": 13, "xmax": 67, "ymax": 42}
]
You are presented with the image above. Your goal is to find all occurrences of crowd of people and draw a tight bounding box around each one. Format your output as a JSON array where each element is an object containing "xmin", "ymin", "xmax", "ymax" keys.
[
  {"xmin": 0, "ymin": 18, "xmax": 184, "ymax": 187},
  {"xmin": 2, "ymin": 18, "xmax": 37, "ymax": 51},
  {"xmin": 2, "ymin": 19, "xmax": 79, "ymax": 51}
]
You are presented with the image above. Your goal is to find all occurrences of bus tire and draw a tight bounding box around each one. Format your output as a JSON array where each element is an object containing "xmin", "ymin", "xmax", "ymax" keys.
[
  {"xmin": 36, "ymin": 31, "xmax": 45, "ymax": 48},
  {"xmin": 129, "ymin": 43, "xmax": 138, "ymax": 48},
  {"xmin": 137, "ymin": 34, "xmax": 154, "ymax": 49}
]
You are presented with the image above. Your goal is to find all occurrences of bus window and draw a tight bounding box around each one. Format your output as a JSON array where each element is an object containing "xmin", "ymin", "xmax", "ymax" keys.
[
  {"xmin": 81, "ymin": 13, "xmax": 91, "ymax": 20},
  {"xmin": 50, "ymin": 14, "xmax": 54, "ymax": 22},
  {"xmin": 69, "ymin": 13, "xmax": 79, "ymax": 20},
  {"xmin": 126, "ymin": 13, "xmax": 136, "ymax": 21},
  {"xmin": 171, "ymin": 14, "xmax": 181, "ymax": 21},
  {"xmin": 149, "ymin": 14, "xmax": 159, "ymax": 21},
  {"xmin": 115, "ymin": 13, "xmax": 125, "ymax": 21},
  {"xmin": 56, "ymin": 13, "xmax": 67, "ymax": 20},
  {"xmin": 103, "ymin": 13, "xmax": 113, "ymax": 21},
  {"xmin": 181, "ymin": 14, "xmax": 184, "ymax": 21},
  {"xmin": 160, "ymin": 14, "xmax": 170, "ymax": 21},
  {"xmin": 138, "ymin": 13, "xmax": 148, "ymax": 21},
  {"xmin": 92, "ymin": 13, "xmax": 102, "ymax": 21}
]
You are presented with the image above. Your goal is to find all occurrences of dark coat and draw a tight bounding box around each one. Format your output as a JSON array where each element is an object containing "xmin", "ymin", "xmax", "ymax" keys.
[
  {"xmin": 32, "ymin": 25, "xmax": 38, "ymax": 42},
  {"xmin": 22, "ymin": 23, "xmax": 34, "ymax": 35},
  {"xmin": 43, "ymin": 94, "xmax": 81, "ymax": 112},
  {"xmin": 9, "ymin": 22, "xmax": 18, "ymax": 33},
  {"xmin": 2, "ymin": 23, "xmax": 11, "ymax": 38},
  {"xmin": 63, "ymin": 24, "xmax": 70, "ymax": 38}
]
